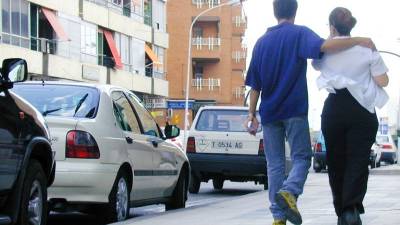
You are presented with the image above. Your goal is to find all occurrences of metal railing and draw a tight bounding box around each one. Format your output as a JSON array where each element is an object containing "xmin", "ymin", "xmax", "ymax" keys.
[
  {"xmin": 145, "ymin": 67, "xmax": 166, "ymax": 80},
  {"xmin": 232, "ymin": 15, "xmax": 246, "ymax": 27},
  {"xmin": 192, "ymin": 78, "xmax": 221, "ymax": 91},
  {"xmin": 192, "ymin": 37, "xmax": 221, "ymax": 50},
  {"xmin": 86, "ymin": 0, "xmax": 144, "ymax": 21},
  {"xmin": 233, "ymin": 86, "xmax": 246, "ymax": 99},
  {"xmin": 232, "ymin": 51, "xmax": 246, "ymax": 62},
  {"xmin": 192, "ymin": 0, "xmax": 221, "ymax": 8}
]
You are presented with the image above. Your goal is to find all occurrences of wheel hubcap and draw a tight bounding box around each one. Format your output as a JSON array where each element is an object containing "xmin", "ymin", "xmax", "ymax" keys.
[
  {"xmin": 28, "ymin": 180, "xmax": 43, "ymax": 225},
  {"xmin": 116, "ymin": 178, "xmax": 128, "ymax": 221}
]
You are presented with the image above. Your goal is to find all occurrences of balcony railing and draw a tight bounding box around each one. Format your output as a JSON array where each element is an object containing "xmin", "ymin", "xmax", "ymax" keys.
[
  {"xmin": 233, "ymin": 86, "xmax": 246, "ymax": 99},
  {"xmin": 145, "ymin": 67, "xmax": 166, "ymax": 80},
  {"xmin": 232, "ymin": 16, "xmax": 246, "ymax": 27},
  {"xmin": 86, "ymin": 0, "xmax": 144, "ymax": 21},
  {"xmin": 192, "ymin": 0, "xmax": 221, "ymax": 8},
  {"xmin": 232, "ymin": 51, "xmax": 246, "ymax": 63},
  {"xmin": 192, "ymin": 78, "xmax": 221, "ymax": 91},
  {"xmin": 192, "ymin": 37, "xmax": 221, "ymax": 50}
]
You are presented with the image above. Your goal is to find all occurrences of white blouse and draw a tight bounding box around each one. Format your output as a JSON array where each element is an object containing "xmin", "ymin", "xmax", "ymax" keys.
[{"xmin": 312, "ymin": 37, "xmax": 389, "ymax": 113}]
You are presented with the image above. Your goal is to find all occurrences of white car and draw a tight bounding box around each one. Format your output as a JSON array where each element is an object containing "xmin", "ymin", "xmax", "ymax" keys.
[
  {"xmin": 13, "ymin": 82, "xmax": 189, "ymax": 222},
  {"xmin": 186, "ymin": 106, "xmax": 291, "ymax": 193},
  {"xmin": 376, "ymin": 134, "xmax": 398, "ymax": 164}
]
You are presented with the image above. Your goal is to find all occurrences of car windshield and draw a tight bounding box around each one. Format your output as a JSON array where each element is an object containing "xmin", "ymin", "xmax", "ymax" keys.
[
  {"xmin": 376, "ymin": 135, "xmax": 389, "ymax": 143},
  {"xmin": 12, "ymin": 84, "xmax": 99, "ymax": 118},
  {"xmin": 195, "ymin": 109, "xmax": 262, "ymax": 132}
]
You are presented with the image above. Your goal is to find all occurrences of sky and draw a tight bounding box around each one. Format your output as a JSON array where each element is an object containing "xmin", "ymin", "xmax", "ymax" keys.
[{"xmin": 243, "ymin": 0, "xmax": 400, "ymax": 130}]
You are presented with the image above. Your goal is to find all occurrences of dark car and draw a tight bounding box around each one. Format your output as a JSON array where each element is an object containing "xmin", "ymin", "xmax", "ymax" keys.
[
  {"xmin": 313, "ymin": 132, "xmax": 327, "ymax": 173},
  {"xmin": 0, "ymin": 59, "xmax": 55, "ymax": 225}
]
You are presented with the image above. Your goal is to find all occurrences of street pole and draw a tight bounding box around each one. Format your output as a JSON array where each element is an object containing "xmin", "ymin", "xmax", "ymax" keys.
[
  {"xmin": 183, "ymin": 0, "xmax": 242, "ymax": 148},
  {"xmin": 379, "ymin": 50, "xmax": 400, "ymax": 165}
]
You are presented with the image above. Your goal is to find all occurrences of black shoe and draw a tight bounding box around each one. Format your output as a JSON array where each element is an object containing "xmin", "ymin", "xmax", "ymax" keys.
[{"xmin": 341, "ymin": 207, "xmax": 361, "ymax": 225}]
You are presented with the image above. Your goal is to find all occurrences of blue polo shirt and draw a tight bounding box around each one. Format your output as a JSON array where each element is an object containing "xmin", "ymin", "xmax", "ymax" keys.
[{"xmin": 245, "ymin": 22, "xmax": 324, "ymax": 124}]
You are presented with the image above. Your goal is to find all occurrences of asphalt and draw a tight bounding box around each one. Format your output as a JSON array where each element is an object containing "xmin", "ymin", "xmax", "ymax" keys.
[{"xmin": 115, "ymin": 164, "xmax": 400, "ymax": 225}]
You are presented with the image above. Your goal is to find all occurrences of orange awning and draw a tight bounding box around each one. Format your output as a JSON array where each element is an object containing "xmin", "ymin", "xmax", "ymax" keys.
[
  {"xmin": 103, "ymin": 30, "xmax": 123, "ymax": 69},
  {"xmin": 145, "ymin": 44, "xmax": 161, "ymax": 65},
  {"xmin": 41, "ymin": 8, "xmax": 69, "ymax": 41}
]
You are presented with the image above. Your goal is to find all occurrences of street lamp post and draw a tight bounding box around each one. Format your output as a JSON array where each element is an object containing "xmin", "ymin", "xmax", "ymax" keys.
[{"xmin": 183, "ymin": 0, "xmax": 242, "ymax": 148}]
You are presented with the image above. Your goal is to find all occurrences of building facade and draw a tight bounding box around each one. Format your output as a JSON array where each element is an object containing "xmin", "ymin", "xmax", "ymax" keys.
[
  {"xmin": 166, "ymin": 0, "xmax": 247, "ymax": 128},
  {"xmin": 0, "ymin": 0, "xmax": 169, "ymax": 124}
]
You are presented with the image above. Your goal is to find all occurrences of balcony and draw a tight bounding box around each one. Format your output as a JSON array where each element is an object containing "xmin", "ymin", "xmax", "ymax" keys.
[
  {"xmin": 233, "ymin": 86, "xmax": 246, "ymax": 99},
  {"xmin": 232, "ymin": 15, "xmax": 247, "ymax": 35},
  {"xmin": 192, "ymin": 37, "xmax": 221, "ymax": 61},
  {"xmin": 85, "ymin": 0, "xmax": 144, "ymax": 22},
  {"xmin": 192, "ymin": 78, "xmax": 221, "ymax": 91},
  {"xmin": 192, "ymin": 0, "xmax": 221, "ymax": 8}
]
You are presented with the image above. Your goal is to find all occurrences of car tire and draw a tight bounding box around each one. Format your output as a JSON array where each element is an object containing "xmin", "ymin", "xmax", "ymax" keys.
[
  {"xmin": 188, "ymin": 173, "xmax": 201, "ymax": 194},
  {"xmin": 212, "ymin": 178, "xmax": 224, "ymax": 190},
  {"xmin": 18, "ymin": 159, "xmax": 48, "ymax": 225},
  {"xmin": 314, "ymin": 167, "xmax": 322, "ymax": 173},
  {"xmin": 102, "ymin": 170, "xmax": 130, "ymax": 223},
  {"xmin": 166, "ymin": 169, "xmax": 187, "ymax": 210},
  {"xmin": 263, "ymin": 181, "xmax": 268, "ymax": 190},
  {"xmin": 377, "ymin": 161, "xmax": 381, "ymax": 168}
]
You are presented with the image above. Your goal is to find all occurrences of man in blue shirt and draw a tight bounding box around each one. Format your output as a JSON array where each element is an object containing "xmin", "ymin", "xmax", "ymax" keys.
[{"xmin": 244, "ymin": 1, "xmax": 375, "ymax": 225}]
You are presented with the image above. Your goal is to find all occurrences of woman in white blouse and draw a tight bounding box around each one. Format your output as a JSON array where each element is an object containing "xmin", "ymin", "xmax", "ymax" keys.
[{"xmin": 312, "ymin": 7, "xmax": 389, "ymax": 225}]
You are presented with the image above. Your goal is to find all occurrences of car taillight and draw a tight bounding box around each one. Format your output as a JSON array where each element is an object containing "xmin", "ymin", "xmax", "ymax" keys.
[
  {"xmin": 258, "ymin": 139, "xmax": 264, "ymax": 156},
  {"xmin": 66, "ymin": 130, "xmax": 100, "ymax": 159},
  {"xmin": 315, "ymin": 143, "xmax": 322, "ymax": 152},
  {"xmin": 186, "ymin": 137, "xmax": 196, "ymax": 153},
  {"xmin": 382, "ymin": 144, "xmax": 392, "ymax": 149}
]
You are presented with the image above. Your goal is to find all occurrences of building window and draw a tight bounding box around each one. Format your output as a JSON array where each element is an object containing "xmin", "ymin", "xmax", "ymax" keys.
[
  {"xmin": 193, "ymin": 26, "xmax": 203, "ymax": 37},
  {"xmin": 80, "ymin": 21, "xmax": 97, "ymax": 64},
  {"xmin": 1, "ymin": 0, "xmax": 30, "ymax": 48},
  {"xmin": 114, "ymin": 32, "xmax": 133, "ymax": 72},
  {"xmin": 193, "ymin": 64, "xmax": 203, "ymax": 79}
]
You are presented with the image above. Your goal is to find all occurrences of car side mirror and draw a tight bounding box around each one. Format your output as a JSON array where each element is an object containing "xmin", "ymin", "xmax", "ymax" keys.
[
  {"xmin": 2, "ymin": 58, "xmax": 28, "ymax": 83},
  {"xmin": 164, "ymin": 124, "xmax": 180, "ymax": 139}
]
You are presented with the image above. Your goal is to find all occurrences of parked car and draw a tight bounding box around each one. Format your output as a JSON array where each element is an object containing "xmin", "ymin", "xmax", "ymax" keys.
[
  {"xmin": 12, "ymin": 82, "xmax": 189, "ymax": 223},
  {"xmin": 186, "ymin": 106, "xmax": 291, "ymax": 193},
  {"xmin": 313, "ymin": 132, "xmax": 327, "ymax": 173},
  {"xmin": 370, "ymin": 142, "xmax": 382, "ymax": 168},
  {"xmin": 376, "ymin": 134, "xmax": 398, "ymax": 164},
  {"xmin": 0, "ymin": 59, "xmax": 55, "ymax": 225}
]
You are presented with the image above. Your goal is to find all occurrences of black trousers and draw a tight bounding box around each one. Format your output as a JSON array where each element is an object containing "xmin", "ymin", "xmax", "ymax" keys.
[{"xmin": 321, "ymin": 89, "xmax": 378, "ymax": 216}]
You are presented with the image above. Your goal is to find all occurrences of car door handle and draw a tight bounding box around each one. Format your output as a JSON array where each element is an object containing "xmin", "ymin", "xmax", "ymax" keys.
[{"xmin": 125, "ymin": 137, "xmax": 133, "ymax": 144}]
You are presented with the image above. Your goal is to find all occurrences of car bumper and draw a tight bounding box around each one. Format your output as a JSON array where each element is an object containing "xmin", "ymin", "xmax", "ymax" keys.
[
  {"xmin": 188, "ymin": 153, "xmax": 266, "ymax": 178},
  {"xmin": 380, "ymin": 152, "xmax": 397, "ymax": 163},
  {"xmin": 48, "ymin": 161, "xmax": 119, "ymax": 203}
]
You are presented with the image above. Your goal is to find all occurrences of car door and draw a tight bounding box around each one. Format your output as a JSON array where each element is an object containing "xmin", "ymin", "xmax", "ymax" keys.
[
  {"xmin": 0, "ymin": 91, "xmax": 24, "ymax": 191},
  {"xmin": 126, "ymin": 92, "xmax": 178, "ymax": 198},
  {"xmin": 111, "ymin": 91, "xmax": 155, "ymax": 200}
]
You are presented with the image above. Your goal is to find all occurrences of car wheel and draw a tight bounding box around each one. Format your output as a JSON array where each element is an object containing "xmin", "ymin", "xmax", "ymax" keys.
[
  {"xmin": 370, "ymin": 160, "xmax": 376, "ymax": 169},
  {"xmin": 263, "ymin": 181, "xmax": 268, "ymax": 190},
  {"xmin": 166, "ymin": 169, "xmax": 187, "ymax": 210},
  {"xmin": 18, "ymin": 159, "xmax": 48, "ymax": 225},
  {"xmin": 377, "ymin": 161, "xmax": 381, "ymax": 168},
  {"xmin": 212, "ymin": 178, "xmax": 224, "ymax": 190},
  {"xmin": 188, "ymin": 173, "xmax": 201, "ymax": 194},
  {"xmin": 102, "ymin": 170, "xmax": 130, "ymax": 223}
]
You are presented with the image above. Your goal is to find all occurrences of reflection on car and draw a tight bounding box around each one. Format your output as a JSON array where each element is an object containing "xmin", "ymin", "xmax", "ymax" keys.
[
  {"xmin": 0, "ymin": 58, "xmax": 55, "ymax": 225},
  {"xmin": 375, "ymin": 133, "xmax": 398, "ymax": 165},
  {"xmin": 186, "ymin": 106, "xmax": 291, "ymax": 194},
  {"xmin": 12, "ymin": 82, "xmax": 189, "ymax": 223}
]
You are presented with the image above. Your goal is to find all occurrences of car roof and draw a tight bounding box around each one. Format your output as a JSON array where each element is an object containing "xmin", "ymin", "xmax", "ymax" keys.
[
  {"xmin": 198, "ymin": 106, "xmax": 252, "ymax": 111},
  {"xmin": 16, "ymin": 81, "xmax": 128, "ymax": 93}
]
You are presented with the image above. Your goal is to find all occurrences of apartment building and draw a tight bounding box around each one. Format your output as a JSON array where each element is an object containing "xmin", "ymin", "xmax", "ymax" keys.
[
  {"xmin": 166, "ymin": 0, "xmax": 247, "ymax": 128},
  {"xmin": 0, "ymin": 0, "xmax": 169, "ymax": 123}
]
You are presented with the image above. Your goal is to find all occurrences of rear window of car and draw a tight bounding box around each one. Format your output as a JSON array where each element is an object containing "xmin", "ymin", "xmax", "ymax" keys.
[
  {"xmin": 12, "ymin": 84, "xmax": 99, "ymax": 118},
  {"xmin": 195, "ymin": 109, "xmax": 262, "ymax": 132},
  {"xmin": 376, "ymin": 135, "xmax": 389, "ymax": 143}
]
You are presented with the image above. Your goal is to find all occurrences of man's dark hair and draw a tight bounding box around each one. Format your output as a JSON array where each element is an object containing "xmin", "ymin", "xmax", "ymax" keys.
[
  {"xmin": 273, "ymin": 0, "xmax": 298, "ymax": 20},
  {"xmin": 329, "ymin": 7, "xmax": 357, "ymax": 36}
]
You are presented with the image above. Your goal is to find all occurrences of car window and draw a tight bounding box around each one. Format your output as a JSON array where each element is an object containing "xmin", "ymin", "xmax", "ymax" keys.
[
  {"xmin": 195, "ymin": 109, "xmax": 262, "ymax": 132},
  {"xmin": 126, "ymin": 93, "xmax": 159, "ymax": 137},
  {"xmin": 376, "ymin": 135, "xmax": 389, "ymax": 143},
  {"xmin": 111, "ymin": 91, "xmax": 141, "ymax": 134},
  {"xmin": 12, "ymin": 84, "xmax": 99, "ymax": 118}
]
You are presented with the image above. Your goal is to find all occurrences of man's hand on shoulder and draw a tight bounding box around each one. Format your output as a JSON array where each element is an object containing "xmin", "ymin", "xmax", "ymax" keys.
[{"xmin": 354, "ymin": 37, "xmax": 377, "ymax": 51}]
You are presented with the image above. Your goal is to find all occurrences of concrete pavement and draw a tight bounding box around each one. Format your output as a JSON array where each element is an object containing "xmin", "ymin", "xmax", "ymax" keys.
[{"xmin": 116, "ymin": 165, "xmax": 400, "ymax": 225}]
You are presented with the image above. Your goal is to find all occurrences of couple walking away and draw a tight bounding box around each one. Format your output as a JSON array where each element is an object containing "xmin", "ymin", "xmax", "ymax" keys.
[{"xmin": 245, "ymin": 0, "xmax": 389, "ymax": 225}]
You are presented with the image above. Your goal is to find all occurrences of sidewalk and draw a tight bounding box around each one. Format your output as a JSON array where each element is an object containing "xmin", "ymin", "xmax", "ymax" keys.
[{"xmin": 116, "ymin": 169, "xmax": 400, "ymax": 225}]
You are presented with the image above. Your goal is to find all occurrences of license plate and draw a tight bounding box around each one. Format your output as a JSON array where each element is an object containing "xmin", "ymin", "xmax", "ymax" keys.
[{"xmin": 212, "ymin": 141, "xmax": 243, "ymax": 149}]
